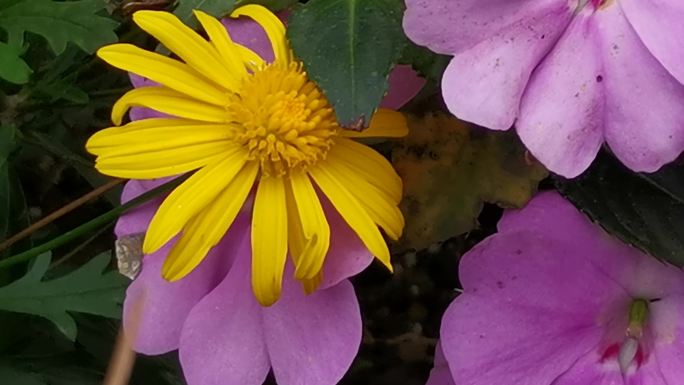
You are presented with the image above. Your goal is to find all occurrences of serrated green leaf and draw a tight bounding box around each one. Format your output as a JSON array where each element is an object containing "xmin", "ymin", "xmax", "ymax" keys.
[
  {"xmin": 173, "ymin": 0, "xmax": 235, "ymax": 28},
  {"xmin": 0, "ymin": 252, "xmax": 127, "ymax": 340},
  {"xmin": 0, "ymin": 0, "xmax": 118, "ymax": 55},
  {"xmin": 288, "ymin": 0, "xmax": 407, "ymax": 128},
  {"xmin": 0, "ymin": 41, "xmax": 31, "ymax": 83},
  {"xmin": 392, "ymin": 113, "xmax": 548, "ymax": 250},
  {"xmin": 557, "ymin": 151, "xmax": 684, "ymax": 268},
  {"xmin": 399, "ymin": 41, "xmax": 449, "ymax": 86}
]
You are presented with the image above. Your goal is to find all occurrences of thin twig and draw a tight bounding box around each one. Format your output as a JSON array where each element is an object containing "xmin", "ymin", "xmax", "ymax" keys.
[
  {"xmin": 0, "ymin": 178, "xmax": 123, "ymax": 253},
  {"xmin": 0, "ymin": 177, "xmax": 182, "ymax": 270},
  {"xmin": 49, "ymin": 222, "xmax": 114, "ymax": 269},
  {"xmin": 103, "ymin": 290, "xmax": 146, "ymax": 385}
]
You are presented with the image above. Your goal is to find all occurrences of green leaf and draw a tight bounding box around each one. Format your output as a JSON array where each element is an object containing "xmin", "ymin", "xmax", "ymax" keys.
[
  {"xmin": 288, "ymin": 0, "xmax": 407, "ymax": 127},
  {"xmin": 0, "ymin": 41, "xmax": 31, "ymax": 83},
  {"xmin": 0, "ymin": 362, "xmax": 45, "ymax": 385},
  {"xmin": 557, "ymin": 151, "xmax": 684, "ymax": 268},
  {"xmin": 392, "ymin": 113, "xmax": 548, "ymax": 250},
  {"xmin": 399, "ymin": 41, "xmax": 449, "ymax": 86},
  {"xmin": 0, "ymin": 252, "xmax": 127, "ymax": 340},
  {"xmin": 0, "ymin": 125, "xmax": 27, "ymax": 244},
  {"xmin": 173, "ymin": 0, "xmax": 236, "ymax": 28},
  {"xmin": 0, "ymin": 0, "xmax": 118, "ymax": 54}
]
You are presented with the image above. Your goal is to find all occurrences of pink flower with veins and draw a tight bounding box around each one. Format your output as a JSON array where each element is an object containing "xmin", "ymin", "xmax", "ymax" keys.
[
  {"xmin": 403, "ymin": 0, "xmax": 684, "ymax": 177},
  {"xmin": 430, "ymin": 192, "xmax": 684, "ymax": 385}
]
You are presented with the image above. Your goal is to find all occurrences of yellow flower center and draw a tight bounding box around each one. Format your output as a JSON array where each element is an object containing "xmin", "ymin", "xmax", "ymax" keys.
[{"xmin": 229, "ymin": 60, "xmax": 339, "ymax": 176}]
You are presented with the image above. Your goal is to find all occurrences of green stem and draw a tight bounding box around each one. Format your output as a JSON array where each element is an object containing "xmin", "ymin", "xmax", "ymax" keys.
[{"xmin": 0, "ymin": 178, "xmax": 182, "ymax": 270}]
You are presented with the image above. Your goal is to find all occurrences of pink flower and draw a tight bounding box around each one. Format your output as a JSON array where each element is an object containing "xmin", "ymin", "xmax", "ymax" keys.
[
  {"xmin": 403, "ymin": 0, "xmax": 684, "ymax": 177},
  {"xmin": 113, "ymin": 12, "xmax": 425, "ymax": 385},
  {"xmin": 116, "ymin": 179, "xmax": 365, "ymax": 385},
  {"xmin": 434, "ymin": 192, "xmax": 684, "ymax": 385}
]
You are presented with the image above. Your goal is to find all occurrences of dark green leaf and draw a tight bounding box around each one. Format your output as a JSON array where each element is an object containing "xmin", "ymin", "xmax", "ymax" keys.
[
  {"xmin": 557, "ymin": 151, "xmax": 684, "ymax": 268},
  {"xmin": 0, "ymin": 125, "xmax": 26, "ymax": 243},
  {"xmin": 0, "ymin": 362, "xmax": 45, "ymax": 385},
  {"xmin": 288, "ymin": 0, "xmax": 407, "ymax": 127},
  {"xmin": 399, "ymin": 41, "xmax": 449, "ymax": 86},
  {"xmin": 173, "ymin": 0, "xmax": 236, "ymax": 28},
  {"xmin": 0, "ymin": 252, "xmax": 127, "ymax": 340},
  {"xmin": 0, "ymin": 42, "xmax": 31, "ymax": 84},
  {"xmin": 0, "ymin": 0, "xmax": 118, "ymax": 54}
]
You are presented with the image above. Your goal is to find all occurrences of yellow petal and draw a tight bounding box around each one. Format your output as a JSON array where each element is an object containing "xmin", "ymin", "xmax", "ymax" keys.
[
  {"xmin": 252, "ymin": 175, "xmax": 288, "ymax": 306},
  {"xmin": 143, "ymin": 149, "xmax": 248, "ymax": 253},
  {"xmin": 301, "ymin": 272, "xmax": 322, "ymax": 295},
  {"xmin": 97, "ymin": 44, "xmax": 226, "ymax": 105},
  {"xmin": 324, "ymin": 153, "xmax": 404, "ymax": 240},
  {"xmin": 94, "ymin": 143, "xmax": 230, "ymax": 179},
  {"xmin": 193, "ymin": 10, "xmax": 252, "ymax": 76},
  {"xmin": 341, "ymin": 109, "xmax": 408, "ymax": 138},
  {"xmin": 87, "ymin": 118, "xmax": 235, "ymax": 155},
  {"xmin": 308, "ymin": 164, "xmax": 392, "ymax": 271},
  {"xmin": 287, "ymin": 172, "xmax": 330, "ymax": 280},
  {"xmin": 133, "ymin": 11, "xmax": 240, "ymax": 91},
  {"xmin": 235, "ymin": 45, "xmax": 265, "ymax": 68},
  {"xmin": 231, "ymin": 4, "xmax": 289, "ymax": 62},
  {"xmin": 161, "ymin": 161, "xmax": 259, "ymax": 281},
  {"xmin": 332, "ymin": 138, "xmax": 402, "ymax": 203},
  {"xmin": 111, "ymin": 87, "xmax": 231, "ymax": 125}
]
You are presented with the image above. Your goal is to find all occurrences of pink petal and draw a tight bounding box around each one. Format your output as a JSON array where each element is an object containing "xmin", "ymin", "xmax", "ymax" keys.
[
  {"xmin": 402, "ymin": 0, "xmax": 571, "ymax": 55},
  {"xmin": 426, "ymin": 342, "xmax": 455, "ymax": 385},
  {"xmin": 442, "ymin": 194, "xmax": 633, "ymax": 384},
  {"xmin": 499, "ymin": 192, "xmax": 684, "ymax": 299},
  {"xmin": 319, "ymin": 195, "xmax": 373, "ymax": 290},
  {"xmin": 123, "ymin": 213, "xmax": 248, "ymax": 354},
  {"xmin": 621, "ymin": 0, "xmax": 684, "ymax": 85},
  {"xmin": 264, "ymin": 268, "xmax": 361, "ymax": 385},
  {"xmin": 380, "ymin": 64, "xmax": 425, "ymax": 110},
  {"xmin": 597, "ymin": 4, "xmax": 684, "ymax": 172},
  {"xmin": 129, "ymin": 106, "xmax": 166, "ymax": 121},
  {"xmin": 439, "ymin": 4, "xmax": 572, "ymax": 130},
  {"xmin": 517, "ymin": 9, "xmax": 604, "ymax": 178},
  {"xmin": 651, "ymin": 296, "xmax": 684, "ymax": 384},
  {"xmin": 441, "ymin": 293, "xmax": 605, "ymax": 385},
  {"xmin": 178, "ymin": 237, "xmax": 270, "ymax": 385},
  {"xmin": 458, "ymin": 230, "xmax": 626, "ymax": 320},
  {"xmin": 129, "ymin": 73, "xmax": 156, "ymax": 88},
  {"xmin": 127, "ymin": 74, "xmax": 166, "ymax": 120},
  {"xmin": 114, "ymin": 179, "xmax": 171, "ymax": 238},
  {"xmin": 221, "ymin": 16, "xmax": 276, "ymax": 63}
]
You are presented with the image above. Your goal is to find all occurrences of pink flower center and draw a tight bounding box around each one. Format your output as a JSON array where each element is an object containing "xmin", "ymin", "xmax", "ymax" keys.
[
  {"xmin": 577, "ymin": 0, "xmax": 614, "ymax": 11},
  {"xmin": 598, "ymin": 299, "xmax": 651, "ymax": 376}
]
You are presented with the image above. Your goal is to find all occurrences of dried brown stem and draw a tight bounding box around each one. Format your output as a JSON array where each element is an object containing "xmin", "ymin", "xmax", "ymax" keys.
[
  {"xmin": 0, "ymin": 178, "xmax": 123, "ymax": 253},
  {"xmin": 102, "ymin": 291, "xmax": 146, "ymax": 385}
]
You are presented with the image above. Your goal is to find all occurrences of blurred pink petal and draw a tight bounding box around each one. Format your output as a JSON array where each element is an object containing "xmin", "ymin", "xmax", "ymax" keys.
[
  {"xmin": 380, "ymin": 64, "xmax": 425, "ymax": 110},
  {"xmin": 426, "ymin": 343, "xmax": 455, "ymax": 385}
]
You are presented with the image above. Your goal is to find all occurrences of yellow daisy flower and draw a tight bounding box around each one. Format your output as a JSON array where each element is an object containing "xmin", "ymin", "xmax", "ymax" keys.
[{"xmin": 86, "ymin": 5, "xmax": 407, "ymax": 305}]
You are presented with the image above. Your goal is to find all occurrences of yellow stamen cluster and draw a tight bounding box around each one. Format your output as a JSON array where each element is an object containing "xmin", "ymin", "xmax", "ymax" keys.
[{"xmin": 229, "ymin": 61, "xmax": 339, "ymax": 176}]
